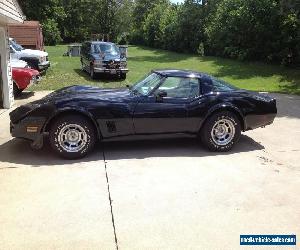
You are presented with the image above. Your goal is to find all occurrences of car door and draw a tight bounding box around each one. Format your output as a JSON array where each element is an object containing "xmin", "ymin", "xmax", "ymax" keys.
[{"xmin": 133, "ymin": 76, "xmax": 201, "ymax": 134}]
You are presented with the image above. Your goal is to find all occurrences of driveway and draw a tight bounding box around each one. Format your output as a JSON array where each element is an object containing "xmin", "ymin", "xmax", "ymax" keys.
[{"xmin": 0, "ymin": 91, "xmax": 299, "ymax": 249}]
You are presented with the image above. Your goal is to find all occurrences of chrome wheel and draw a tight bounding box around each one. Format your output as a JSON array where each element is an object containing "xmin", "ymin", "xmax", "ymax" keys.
[
  {"xmin": 211, "ymin": 118, "xmax": 235, "ymax": 146},
  {"xmin": 58, "ymin": 124, "xmax": 88, "ymax": 153}
]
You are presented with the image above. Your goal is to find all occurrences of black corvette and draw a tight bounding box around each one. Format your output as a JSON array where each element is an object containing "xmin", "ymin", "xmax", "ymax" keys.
[{"xmin": 10, "ymin": 69, "xmax": 277, "ymax": 159}]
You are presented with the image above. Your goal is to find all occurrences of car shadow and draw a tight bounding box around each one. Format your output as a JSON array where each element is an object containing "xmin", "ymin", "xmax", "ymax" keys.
[
  {"xmin": 0, "ymin": 135, "xmax": 264, "ymax": 167},
  {"xmin": 14, "ymin": 91, "xmax": 35, "ymax": 100},
  {"xmin": 73, "ymin": 69, "xmax": 126, "ymax": 82},
  {"xmin": 0, "ymin": 139, "xmax": 102, "ymax": 168},
  {"xmin": 102, "ymin": 135, "xmax": 264, "ymax": 160}
]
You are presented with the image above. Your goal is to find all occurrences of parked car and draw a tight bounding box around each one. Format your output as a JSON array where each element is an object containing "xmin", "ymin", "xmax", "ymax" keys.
[
  {"xmin": 9, "ymin": 38, "xmax": 50, "ymax": 71},
  {"xmin": 9, "ymin": 69, "xmax": 277, "ymax": 159},
  {"xmin": 81, "ymin": 41, "xmax": 128, "ymax": 79},
  {"xmin": 10, "ymin": 58, "xmax": 29, "ymax": 68},
  {"xmin": 12, "ymin": 67, "xmax": 41, "ymax": 96}
]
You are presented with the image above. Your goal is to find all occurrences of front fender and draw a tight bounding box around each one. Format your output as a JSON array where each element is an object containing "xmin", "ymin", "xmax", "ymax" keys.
[{"xmin": 43, "ymin": 107, "xmax": 102, "ymax": 139}]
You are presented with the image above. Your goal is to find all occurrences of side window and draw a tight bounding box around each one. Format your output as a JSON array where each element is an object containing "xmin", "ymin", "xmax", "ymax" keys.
[
  {"xmin": 155, "ymin": 77, "xmax": 200, "ymax": 98},
  {"xmin": 201, "ymin": 77, "xmax": 237, "ymax": 94},
  {"xmin": 201, "ymin": 77, "xmax": 213, "ymax": 94},
  {"xmin": 211, "ymin": 77, "xmax": 236, "ymax": 92}
]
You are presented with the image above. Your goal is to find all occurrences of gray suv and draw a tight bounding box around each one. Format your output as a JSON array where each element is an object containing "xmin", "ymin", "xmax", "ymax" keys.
[{"xmin": 81, "ymin": 41, "xmax": 128, "ymax": 79}]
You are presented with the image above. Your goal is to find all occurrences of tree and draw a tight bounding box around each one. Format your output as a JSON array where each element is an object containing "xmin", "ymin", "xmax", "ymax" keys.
[
  {"xmin": 205, "ymin": 0, "xmax": 281, "ymax": 61},
  {"xmin": 20, "ymin": 0, "xmax": 65, "ymax": 45}
]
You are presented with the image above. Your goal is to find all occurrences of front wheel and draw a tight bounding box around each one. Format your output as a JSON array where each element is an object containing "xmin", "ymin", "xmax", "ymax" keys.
[
  {"xmin": 49, "ymin": 115, "xmax": 96, "ymax": 159},
  {"xmin": 201, "ymin": 111, "xmax": 241, "ymax": 151},
  {"xmin": 90, "ymin": 66, "xmax": 96, "ymax": 79}
]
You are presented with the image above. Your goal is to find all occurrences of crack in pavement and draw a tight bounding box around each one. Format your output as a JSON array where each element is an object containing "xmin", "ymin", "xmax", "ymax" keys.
[{"xmin": 102, "ymin": 147, "xmax": 119, "ymax": 250}]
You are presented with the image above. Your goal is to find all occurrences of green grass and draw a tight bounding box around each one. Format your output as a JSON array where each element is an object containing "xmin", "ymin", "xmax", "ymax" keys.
[{"xmin": 31, "ymin": 45, "xmax": 300, "ymax": 95}]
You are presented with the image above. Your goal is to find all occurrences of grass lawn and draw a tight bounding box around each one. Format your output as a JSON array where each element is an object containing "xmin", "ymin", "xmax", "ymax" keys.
[{"xmin": 31, "ymin": 45, "xmax": 300, "ymax": 95}]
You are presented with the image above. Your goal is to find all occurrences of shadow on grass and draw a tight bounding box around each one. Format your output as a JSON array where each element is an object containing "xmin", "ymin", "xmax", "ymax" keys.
[
  {"xmin": 129, "ymin": 45, "xmax": 195, "ymax": 63},
  {"xmin": 0, "ymin": 135, "xmax": 263, "ymax": 167},
  {"xmin": 131, "ymin": 45, "xmax": 300, "ymax": 94},
  {"xmin": 201, "ymin": 57, "xmax": 300, "ymax": 94}
]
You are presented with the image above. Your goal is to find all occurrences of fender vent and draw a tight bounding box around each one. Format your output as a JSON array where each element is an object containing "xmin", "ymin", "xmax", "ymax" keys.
[{"xmin": 106, "ymin": 121, "xmax": 116, "ymax": 133}]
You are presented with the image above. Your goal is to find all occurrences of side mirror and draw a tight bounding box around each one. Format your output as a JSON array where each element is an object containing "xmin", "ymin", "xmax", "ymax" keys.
[{"xmin": 156, "ymin": 90, "xmax": 167, "ymax": 102}]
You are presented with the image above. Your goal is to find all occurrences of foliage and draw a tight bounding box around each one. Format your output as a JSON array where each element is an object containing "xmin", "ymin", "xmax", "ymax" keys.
[
  {"xmin": 20, "ymin": 0, "xmax": 300, "ymax": 66},
  {"xmin": 42, "ymin": 19, "xmax": 62, "ymax": 45}
]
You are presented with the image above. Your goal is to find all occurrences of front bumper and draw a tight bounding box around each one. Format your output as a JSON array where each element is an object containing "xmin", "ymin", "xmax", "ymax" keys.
[
  {"xmin": 38, "ymin": 61, "xmax": 50, "ymax": 71},
  {"xmin": 93, "ymin": 67, "xmax": 129, "ymax": 74},
  {"xmin": 10, "ymin": 117, "xmax": 46, "ymax": 141}
]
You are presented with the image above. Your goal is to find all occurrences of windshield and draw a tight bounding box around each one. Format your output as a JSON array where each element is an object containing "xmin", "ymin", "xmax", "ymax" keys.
[
  {"xmin": 131, "ymin": 73, "xmax": 163, "ymax": 95},
  {"xmin": 10, "ymin": 40, "xmax": 24, "ymax": 51},
  {"xmin": 92, "ymin": 43, "xmax": 119, "ymax": 55}
]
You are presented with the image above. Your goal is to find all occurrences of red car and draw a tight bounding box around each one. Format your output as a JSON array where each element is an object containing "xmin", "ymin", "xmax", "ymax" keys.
[{"xmin": 12, "ymin": 67, "xmax": 41, "ymax": 96}]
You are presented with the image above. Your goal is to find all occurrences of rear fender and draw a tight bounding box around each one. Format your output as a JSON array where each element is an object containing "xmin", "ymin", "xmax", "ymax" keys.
[{"xmin": 200, "ymin": 103, "xmax": 246, "ymax": 131}]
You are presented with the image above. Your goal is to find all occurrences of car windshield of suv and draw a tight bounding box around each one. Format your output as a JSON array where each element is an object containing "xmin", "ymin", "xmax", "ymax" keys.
[
  {"xmin": 130, "ymin": 73, "xmax": 163, "ymax": 95},
  {"xmin": 92, "ymin": 43, "xmax": 119, "ymax": 55},
  {"xmin": 10, "ymin": 40, "xmax": 24, "ymax": 51}
]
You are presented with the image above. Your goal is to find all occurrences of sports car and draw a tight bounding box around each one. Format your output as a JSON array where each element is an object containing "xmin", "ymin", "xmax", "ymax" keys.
[{"xmin": 10, "ymin": 69, "xmax": 277, "ymax": 159}]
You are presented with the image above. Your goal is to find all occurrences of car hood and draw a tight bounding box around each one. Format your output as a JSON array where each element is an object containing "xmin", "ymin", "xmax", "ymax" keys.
[
  {"xmin": 21, "ymin": 49, "xmax": 48, "ymax": 58},
  {"xmin": 12, "ymin": 67, "xmax": 40, "ymax": 76},
  {"xmin": 11, "ymin": 58, "xmax": 28, "ymax": 68},
  {"xmin": 34, "ymin": 85, "xmax": 133, "ymax": 104},
  {"xmin": 10, "ymin": 85, "xmax": 134, "ymax": 123}
]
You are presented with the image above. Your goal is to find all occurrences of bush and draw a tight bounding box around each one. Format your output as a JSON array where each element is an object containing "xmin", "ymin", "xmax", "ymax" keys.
[{"xmin": 42, "ymin": 19, "xmax": 62, "ymax": 46}]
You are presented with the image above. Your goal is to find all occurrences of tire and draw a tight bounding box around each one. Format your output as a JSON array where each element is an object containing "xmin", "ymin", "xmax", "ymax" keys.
[
  {"xmin": 13, "ymin": 82, "xmax": 23, "ymax": 96},
  {"xmin": 200, "ymin": 111, "xmax": 241, "ymax": 152},
  {"xmin": 49, "ymin": 115, "xmax": 96, "ymax": 159},
  {"xmin": 90, "ymin": 65, "xmax": 96, "ymax": 79},
  {"xmin": 120, "ymin": 73, "xmax": 126, "ymax": 80}
]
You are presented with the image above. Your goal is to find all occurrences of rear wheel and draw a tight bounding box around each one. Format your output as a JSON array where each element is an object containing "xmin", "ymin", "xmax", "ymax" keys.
[
  {"xmin": 120, "ymin": 73, "xmax": 126, "ymax": 80},
  {"xmin": 201, "ymin": 111, "xmax": 241, "ymax": 151},
  {"xmin": 49, "ymin": 115, "xmax": 96, "ymax": 159}
]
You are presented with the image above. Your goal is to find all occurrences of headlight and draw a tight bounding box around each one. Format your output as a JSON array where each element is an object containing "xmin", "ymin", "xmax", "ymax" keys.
[
  {"xmin": 39, "ymin": 56, "xmax": 46, "ymax": 63},
  {"xmin": 32, "ymin": 75, "xmax": 36, "ymax": 81},
  {"xmin": 120, "ymin": 61, "xmax": 127, "ymax": 67}
]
